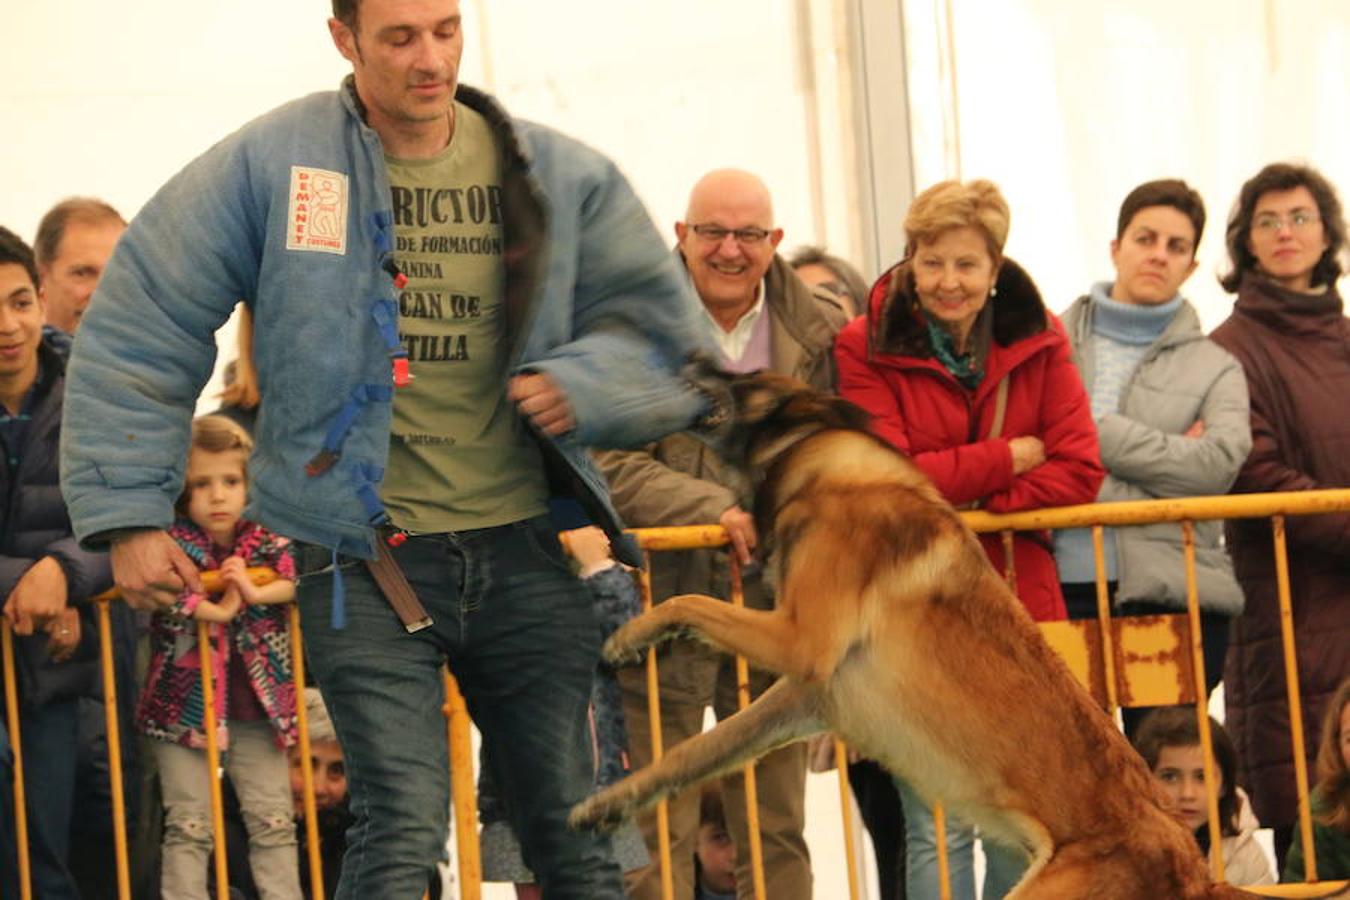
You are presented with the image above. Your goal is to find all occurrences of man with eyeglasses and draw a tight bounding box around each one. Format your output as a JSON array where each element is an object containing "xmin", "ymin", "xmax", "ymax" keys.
[{"xmin": 596, "ymin": 169, "xmax": 846, "ymax": 900}]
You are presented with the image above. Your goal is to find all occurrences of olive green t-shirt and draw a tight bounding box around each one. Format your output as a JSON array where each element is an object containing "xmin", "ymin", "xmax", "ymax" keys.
[{"xmin": 380, "ymin": 101, "xmax": 548, "ymax": 532}]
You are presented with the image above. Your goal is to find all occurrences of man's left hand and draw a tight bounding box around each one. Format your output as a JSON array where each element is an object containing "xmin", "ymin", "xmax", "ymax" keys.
[
  {"xmin": 44, "ymin": 608, "xmax": 81, "ymax": 663},
  {"xmin": 510, "ymin": 373, "xmax": 575, "ymax": 436},
  {"xmin": 3, "ymin": 556, "xmax": 70, "ymax": 635}
]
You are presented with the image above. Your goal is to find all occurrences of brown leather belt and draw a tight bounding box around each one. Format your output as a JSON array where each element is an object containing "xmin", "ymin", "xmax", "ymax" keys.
[{"xmin": 364, "ymin": 537, "xmax": 434, "ymax": 634}]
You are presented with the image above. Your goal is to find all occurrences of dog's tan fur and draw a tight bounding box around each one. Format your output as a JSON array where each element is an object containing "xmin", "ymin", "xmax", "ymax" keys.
[{"xmin": 570, "ymin": 373, "xmax": 1258, "ymax": 899}]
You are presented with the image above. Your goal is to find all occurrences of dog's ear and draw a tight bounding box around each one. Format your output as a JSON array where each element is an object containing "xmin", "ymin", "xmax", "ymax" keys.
[
  {"xmin": 819, "ymin": 395, "xmax": 872, "ymax": 432},
  {"xmin": 770, "ymin": 388, "xmax": 872, "ymax": 434}
]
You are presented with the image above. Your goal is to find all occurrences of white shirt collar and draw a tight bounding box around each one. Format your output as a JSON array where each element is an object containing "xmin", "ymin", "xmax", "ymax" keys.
[{"xmin": 702, "ymin": 281, "xmax": 767, "ymax": 362}]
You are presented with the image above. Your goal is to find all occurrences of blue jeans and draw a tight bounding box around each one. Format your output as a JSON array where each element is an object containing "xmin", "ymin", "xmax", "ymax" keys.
[
  {"xmin": 18, "ymin": 698, "xmax": 81, "ymax": 900},
  {"xmin": 297, "ymin": 516, "xmax": 621, "ymax": 900},
  {"xmin": 896, "ymin": 780, "xmax": 1028, "ymax": 899}
]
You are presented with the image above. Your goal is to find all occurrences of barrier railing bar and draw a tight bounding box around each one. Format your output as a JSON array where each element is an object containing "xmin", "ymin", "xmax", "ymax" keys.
[
  {"xmin": 1090, "ymin": 526, "xmax": 1119, "ymax": 715},
  {"xmin": 289, "ymin": 602, "xmax": 325, "ymax": 900},
  {"xmin": 637, "ymin": 549, "xmax": 675, "ymax": 900},
  {"xmin": 1000, "ymin": 530, "xmax": 1016, "ymax": 590},
  {"xmin": 1, "ymin": 619, "xmax": 33, "ymax": 900},
  {"xmin": 1182, "ymin": 521, "xmax": 1225, "ymax": 882},
  {"xmin": 934, "ymin": 800, "xmax": 951, "ymax": 900},
  {"xmin": 95, "ymin": 600, "xmax": 132, "ymax": 900},
  {"xmin": 196, "ymin": 617, "xmax": 230, "ymax": 900},
  {"xmin": 958, "ymin": 488, "xmax": 1350, "ymax": 533},
  {"xmin": 832, "ymin": 737, "xmax": 861, "ymax": 900},
  {"xmin": 1272, "ymin": 516, "xmax": 1318, "ymax": 883},
  {"xmin": 728, "ymin": 556, "xmax": 768, "ymax": 900},
  {"xmin": 444, "ymin": 668, "xmax": 482, "ymax": 900}
]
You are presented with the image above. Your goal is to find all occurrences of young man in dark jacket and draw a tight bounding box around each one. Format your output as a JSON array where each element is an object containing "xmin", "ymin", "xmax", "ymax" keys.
[{"xmin": 0, "ymin": 226, "xmax": 113, "ymax": 899}]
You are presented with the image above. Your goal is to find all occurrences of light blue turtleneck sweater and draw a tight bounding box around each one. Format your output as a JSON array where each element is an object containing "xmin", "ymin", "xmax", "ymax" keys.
[{"xmin": 1056, "ymin": 282, "xmax": 1183, "ymax": 585}]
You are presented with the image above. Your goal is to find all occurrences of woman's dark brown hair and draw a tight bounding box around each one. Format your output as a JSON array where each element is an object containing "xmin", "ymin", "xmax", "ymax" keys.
[
  {"xmin": 1220, "ymin": 162, "xmax": 1347, "ymax": 292},
  {"xmin": 1313, "ymin": 678, "xmax": 1350, "ymax": 833}
]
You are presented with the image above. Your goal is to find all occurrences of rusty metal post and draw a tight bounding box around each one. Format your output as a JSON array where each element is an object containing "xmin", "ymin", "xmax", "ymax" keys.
[
  {"xmin": 2, "ymin": 620, "xmax": 32, "ymax": 900},
  {"xmin": 443, "ymin": 668, "xmax": 481, "ymax": 900},
  {"xmin": 1000, "ymin": 530, "xmax": 1017, "ymax": 591},
  {"xmin": 934, "ymin": 800, "xmax": 952, "ymax": 900},
  {"xmin": 729, "ymin": 556, "xmax": 767, "ymax": 900},
  {"xmin": 196, "ymin": 619, "xmax": 230, "ymax": 900},
  {"xmin": 95, "ymin": 601, "xmax": 132, "ymax": 900},
  {"xmin": 1272, "ymin": 516, "xmax": 1317, "ymax": 882},
  {"xmin": 1090, "ymin": 526, "xmax": 1120, "ymax": 715},
  {"xmin": 288, "ymin": 604, "xmax": 325, "ymax": 900},
  {"xmin": 832, "ymin": 738, "xmax": 861, "ymax": 900},
  {"xmin": 1181, "ymin": 521, "xmax": 1224, "ymax": 881},
  {"xmin": 638, "ymin": 551, "xmax": 675, "ymax": 900}
]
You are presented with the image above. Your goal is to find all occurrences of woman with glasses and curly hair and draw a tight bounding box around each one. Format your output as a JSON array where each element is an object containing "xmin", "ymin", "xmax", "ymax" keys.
[{"xmin": 1209, "ymin": 161, "xmax": 1350, "ymax": 870}]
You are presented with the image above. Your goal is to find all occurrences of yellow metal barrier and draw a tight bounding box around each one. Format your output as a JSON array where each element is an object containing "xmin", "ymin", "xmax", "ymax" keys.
[
  {"xmin": 2, "ymin": 619, "xmax": 33, "ymax": 900},
  {"xmin": 7, "ymin": 488, "xmax": 1350, "ymax": 898},
  {"xmin": 627, "ymin": 487, "xmax": 1350, "ymax": 899},
  {"xmin": 444, "ymin": 667, "xmax": 482, "ymax": 900}
]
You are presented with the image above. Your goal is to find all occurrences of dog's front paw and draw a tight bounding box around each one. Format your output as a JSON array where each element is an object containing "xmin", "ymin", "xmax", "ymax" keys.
[{"xmin": 568, "ymin": 789, "xmax": 633, "ymax": 833}]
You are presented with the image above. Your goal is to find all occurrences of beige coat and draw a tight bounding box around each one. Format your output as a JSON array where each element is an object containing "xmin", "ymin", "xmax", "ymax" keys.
[{"xmin": 594, "ymin": 252, "xmax": 847, "ymax": 605}]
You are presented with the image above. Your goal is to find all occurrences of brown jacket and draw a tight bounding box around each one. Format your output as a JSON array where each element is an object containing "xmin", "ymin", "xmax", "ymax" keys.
[
  {"xmin": 1210, "ymin": 273, "xmax": 1350, "ymax": 828},
  {"xmin": 595, "ymin": 253, "xmax": 848, "ymax": 605}
]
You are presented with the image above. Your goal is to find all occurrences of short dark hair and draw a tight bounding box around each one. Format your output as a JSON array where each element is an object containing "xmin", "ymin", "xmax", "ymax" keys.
[
  {"xmin": 1132, "ymin": 706, "xmax": 1240, "ymax": 837},
  {"xmin": 0, "ymin": 227, "xmax": 40, "ymax": 290},
  {"xmin": 698, "ymin": 784, "xmax": 726, "ymax": 830},
  {"xmin": 34, "ymin": 197, "xmax": 125, "ymax": 269},
  {"xmin": 1220, "ymin": 162, "xmax": 1347, "ymax": 293},
  {"xmin": 787, "ymin": 245, "xmax": 869, "ymax": 310},
  {"xmin": 332, "ymin": 0, "xmax": 359, "ymax": 28},
  {"xmin": 1116, "ymin": 179, "xmax": 1206, "ymax": 251}
]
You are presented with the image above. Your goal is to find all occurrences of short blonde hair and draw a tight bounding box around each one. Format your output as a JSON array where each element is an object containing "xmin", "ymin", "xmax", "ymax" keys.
[{"xmin": 903, "ymin": 179, "xmax": 1011, "ymax": 261}]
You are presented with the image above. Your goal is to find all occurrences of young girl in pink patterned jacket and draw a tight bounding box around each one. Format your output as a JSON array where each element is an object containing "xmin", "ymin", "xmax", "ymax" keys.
[{"xmin": 136, "ymin": 415, "xmax": 302, "ymax": 900}]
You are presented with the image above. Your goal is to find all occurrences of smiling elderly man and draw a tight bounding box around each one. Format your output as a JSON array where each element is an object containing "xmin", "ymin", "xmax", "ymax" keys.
[{"xmin": 596, "ymin": 169, "xmax": 847, "ymax": 900}]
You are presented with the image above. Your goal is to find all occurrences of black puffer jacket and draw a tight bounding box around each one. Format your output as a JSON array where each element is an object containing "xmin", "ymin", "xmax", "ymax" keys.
[{"xmin": 0, "ymin": 332, "xmax": 113, "ymax": 710}]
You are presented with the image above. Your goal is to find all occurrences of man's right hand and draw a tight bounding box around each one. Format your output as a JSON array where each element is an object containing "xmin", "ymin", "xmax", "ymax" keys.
[
  {"xmin": 110, "ymin": 530, "xmax": 202, "ymax": 610},
  {"xmin": 719, "ymin": 505, "xmax": 758, "ymax": 566}
]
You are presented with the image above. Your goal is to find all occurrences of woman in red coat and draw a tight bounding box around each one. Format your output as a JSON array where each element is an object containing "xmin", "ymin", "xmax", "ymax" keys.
[{"xmin": 834, "ymin": 179, "xmax": 1103, "ymax": 900}]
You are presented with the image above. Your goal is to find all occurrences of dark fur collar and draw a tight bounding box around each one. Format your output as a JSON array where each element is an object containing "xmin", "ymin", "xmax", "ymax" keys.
[{"xmin": 868, "ymin": 256, "xmax": 1049, "ymax": 358}]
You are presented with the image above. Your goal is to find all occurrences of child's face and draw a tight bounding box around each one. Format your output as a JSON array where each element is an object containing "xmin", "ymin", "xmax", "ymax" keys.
[
  {"xmin": 696, "ymin": 822, "xmax": 737, "ymax": 895},
  {"xmin": 186, "ymin": 450, "xmax": 247, "ymax": 546},
  {"xmin": 1340, "ymin": 702, "xmax": 1350, "ymax": 772},
  {"xmin": 1153, "ymin": 744, "xmax": 1221, "ymax": 832},
  {"xmin": 288, "ymin": 739, "xmax": 348, "ymax": 816}
]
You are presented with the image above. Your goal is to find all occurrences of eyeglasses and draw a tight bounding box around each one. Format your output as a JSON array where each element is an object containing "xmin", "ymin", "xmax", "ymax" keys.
[
  {"xmin": 1252, "ymin": 211, "xmax": 1322, "ymax": 233},
  {"xmin": 687, "ymin": 223, "xmax": 774, "ymax": 245}
]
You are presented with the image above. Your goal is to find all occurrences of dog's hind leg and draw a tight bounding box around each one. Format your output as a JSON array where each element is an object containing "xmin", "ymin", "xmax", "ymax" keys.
[
  {"xmin": 568, "ymin": 678, "xmax": 823, "ymax": 832},
  {"xmin": 604, "ymin": 593, "xmax": 847, "ymax": 683}
]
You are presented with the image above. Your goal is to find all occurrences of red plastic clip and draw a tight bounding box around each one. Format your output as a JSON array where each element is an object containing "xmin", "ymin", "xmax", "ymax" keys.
[
  {"xmin": 392, "ymin": 357, "xmax": 412, "ymax": 387},
  {"xmin": 393, "ymin": 272, "xmax": 409, "ymax": 290},
  {"xmin": 305, "ymin": 449, "xmax": 339, "ymax": 477},
  {"xmin": 386, "ymin": 531, "xmax": 409, "ymax": 548}
]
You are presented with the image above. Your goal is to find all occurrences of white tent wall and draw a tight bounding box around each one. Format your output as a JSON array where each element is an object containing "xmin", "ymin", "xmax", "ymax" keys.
[{"xmin": 900, "ymin": 0, "xmax": 1350, "ymax": 327}]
